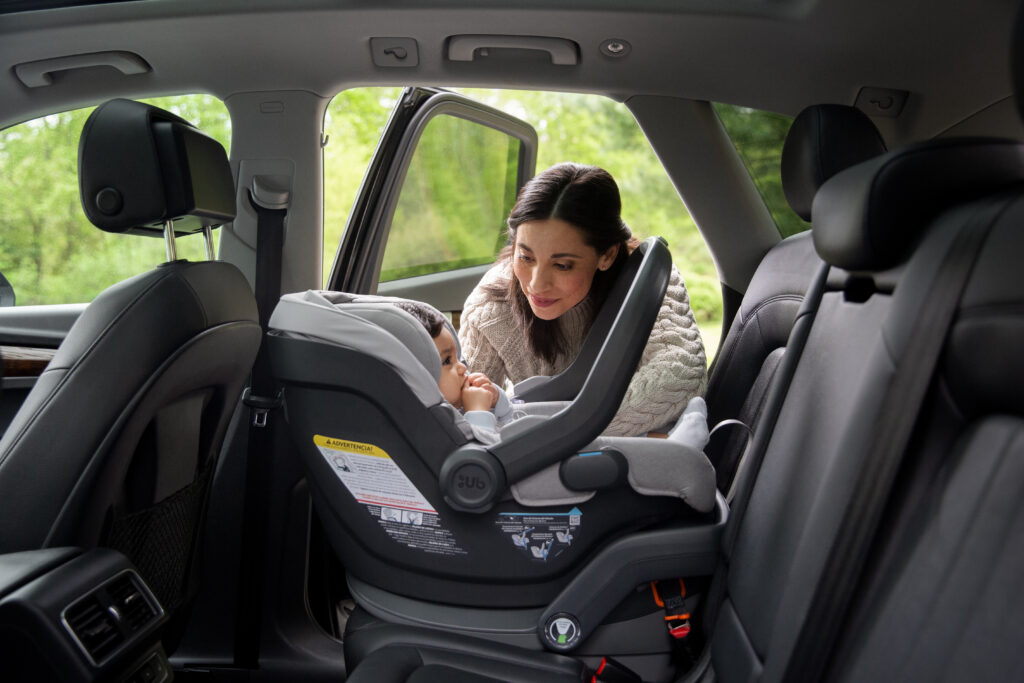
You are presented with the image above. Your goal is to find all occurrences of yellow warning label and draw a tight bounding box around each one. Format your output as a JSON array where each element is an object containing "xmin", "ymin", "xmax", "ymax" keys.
[{"xmin": 314, "ymin": 435, "xmax": 389, "ymax": 458}]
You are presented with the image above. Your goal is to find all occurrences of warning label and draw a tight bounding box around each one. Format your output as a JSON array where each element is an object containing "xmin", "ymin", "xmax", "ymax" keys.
[
  {"xmin": 367, "ymin": 504, "xmax": 466, "ymax": 557},
  {"xmin": 315, "ymin": 435, "xmax": 466, "ymax": 557},
  {"xmin": 496, "ymin": 507, "xmax": 581, "ymax": 562}
]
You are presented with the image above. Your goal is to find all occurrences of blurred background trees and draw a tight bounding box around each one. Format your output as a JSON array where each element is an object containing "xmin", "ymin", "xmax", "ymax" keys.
[{"xmin": 0, "ymin": 88, "xmax": 798, "ymax": 358}]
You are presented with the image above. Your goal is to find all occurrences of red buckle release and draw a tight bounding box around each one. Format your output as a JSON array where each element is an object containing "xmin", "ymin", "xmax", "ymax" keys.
[{"xmin": 667, "ymin": 619, "xmax": 692, "ymax": 639}]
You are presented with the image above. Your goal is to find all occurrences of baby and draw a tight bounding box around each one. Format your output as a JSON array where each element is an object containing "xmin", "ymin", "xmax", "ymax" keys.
[
  {"xmin": 392, "ymin": 301, "xmax": 514, "ymax": 434},
  {"xmin": 393, "ymin": 300, "xmax": 709, "ymax": 452}
]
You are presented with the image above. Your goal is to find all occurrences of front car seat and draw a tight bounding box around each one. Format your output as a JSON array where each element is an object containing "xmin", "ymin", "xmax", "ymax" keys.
[{"xmin": 0, "ymin": 99, "xmax": 260, "ymax": 623}]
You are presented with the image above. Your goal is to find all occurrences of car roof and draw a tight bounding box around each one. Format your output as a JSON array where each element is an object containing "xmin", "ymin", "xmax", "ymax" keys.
[{"xmin": 0, "ymin": 0, "xmax": 1019, "ymax": 145}]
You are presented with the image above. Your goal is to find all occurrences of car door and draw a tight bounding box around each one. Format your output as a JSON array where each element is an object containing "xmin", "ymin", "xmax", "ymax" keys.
[{"xmin": 327, "ymin": 87, "xmax": 538, "ymax": 320}]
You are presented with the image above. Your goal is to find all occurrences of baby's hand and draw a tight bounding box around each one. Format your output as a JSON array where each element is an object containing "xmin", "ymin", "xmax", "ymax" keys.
[
  {"xmin": 461, "ymin": 384, "xmax": 495, "ymax": 412},
  {"xmin": 463, "ymin": 372, "xmax": 498, "ymax": 410}
]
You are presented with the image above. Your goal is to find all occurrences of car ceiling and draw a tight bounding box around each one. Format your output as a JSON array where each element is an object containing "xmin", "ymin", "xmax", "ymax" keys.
[{"xmin": 0, "ymin": 0, "xmax": 1020, "ymax": 144}]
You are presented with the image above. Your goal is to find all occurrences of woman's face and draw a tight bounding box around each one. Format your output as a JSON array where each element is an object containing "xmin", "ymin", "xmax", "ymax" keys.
[{"xmin": 512, "ymin": 218, "xmax": 618, "ymax": 321}]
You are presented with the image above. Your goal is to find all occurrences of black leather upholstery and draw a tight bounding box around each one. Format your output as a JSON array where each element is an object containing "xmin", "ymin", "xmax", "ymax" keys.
[
  {"xmin": 781, "ymin": 104, "xmax": 887, "ymax": 221},
  {"xmin": 79, "ymin": 98, "xmax": 235, "ymax": 236},
  {"xmin": 813, "ymin": 137, "xmax": 1024, "ymax": 271},
  {"xmin": 704, "ymin": 232, "xmax": 818, "ymax": 490},
  {"xmin": 0, "ymin": 100, "xmax": 259, "ymax": 622},
  {"xmin": 705, "ymin": 103, "xmax": 886, "ymax": 491}
]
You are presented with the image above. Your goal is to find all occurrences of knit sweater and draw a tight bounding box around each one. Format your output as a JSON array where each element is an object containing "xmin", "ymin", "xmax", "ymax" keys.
[{"xmin": 459, "ymin": 261, "xmax": 708, "ymax": 437}]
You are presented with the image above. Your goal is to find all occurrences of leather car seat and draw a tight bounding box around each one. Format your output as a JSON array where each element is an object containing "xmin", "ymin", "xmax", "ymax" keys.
[
  {"xmin": 0, "ymin": 99, "xmax": 260, "ymax": 629},
  {"xmin": 705, "ymin": 104, "xmax": 887, "ymax": 492}
]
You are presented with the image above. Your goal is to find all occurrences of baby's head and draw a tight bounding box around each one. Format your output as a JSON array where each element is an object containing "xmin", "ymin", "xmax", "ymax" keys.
[{"xmin": 393, "ymin": 301, "xmax": 467, "ymax": 409}]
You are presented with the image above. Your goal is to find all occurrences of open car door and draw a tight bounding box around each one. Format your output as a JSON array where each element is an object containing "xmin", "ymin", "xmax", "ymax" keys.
[{"xmin": 327, "ymin": 87, "xmax": 538, "ymax": 319}]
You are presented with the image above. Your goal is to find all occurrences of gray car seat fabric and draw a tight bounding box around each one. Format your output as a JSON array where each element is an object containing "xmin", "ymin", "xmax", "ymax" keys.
[
  {"xmin": 705, "ymin": 104, "xmax": 886, "ymax": 491},
  {"xmin": 0, "ymin": 99, "xmax": 260, "ymax": 622},
  {"xmin": 270, "ymin": 290, "xmax": 715, "ymax": 513}
]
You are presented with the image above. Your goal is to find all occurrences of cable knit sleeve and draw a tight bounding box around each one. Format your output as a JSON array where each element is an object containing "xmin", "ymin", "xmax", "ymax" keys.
[
  {"xmin": 603, "ymin": 266, "xmax": 708, "ymax": 437},
  {"xmin": 459, "ymin": 269, "xmax": 511, "ymax": 387},
  {"xmin": 459, "ymin": 312, "xmax": 508, "ymax": 387}
]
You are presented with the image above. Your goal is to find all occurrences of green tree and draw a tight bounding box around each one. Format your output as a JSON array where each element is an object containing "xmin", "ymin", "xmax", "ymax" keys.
[{"xmin": 713, "ymin": 103, "xmax": 808, "ymax": 238}]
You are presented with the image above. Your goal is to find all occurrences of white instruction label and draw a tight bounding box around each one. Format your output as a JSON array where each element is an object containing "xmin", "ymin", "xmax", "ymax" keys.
[
  {"xmin": 314, "ymin": 436, "xmax": 467, "ymax": 556},
  {"xmin": 314, "ymin": 435, "xmax": 436, "ymax": 513}
]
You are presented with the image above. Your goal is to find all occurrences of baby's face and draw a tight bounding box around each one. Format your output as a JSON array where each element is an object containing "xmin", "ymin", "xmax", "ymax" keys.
[{"xmin": 433, "ymin": 327, "xmax": 467, "ymax": 408}]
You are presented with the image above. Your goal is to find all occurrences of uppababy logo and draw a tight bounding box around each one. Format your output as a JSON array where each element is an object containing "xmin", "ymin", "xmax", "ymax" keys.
[{"xmin": 456, "ymin": 474, "xmax": 487, "ymax": 490}]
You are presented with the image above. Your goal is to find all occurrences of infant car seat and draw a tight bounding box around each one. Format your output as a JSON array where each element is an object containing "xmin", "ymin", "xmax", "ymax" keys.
[{"xmin": 267, "ymin": 237, "xmax": 715, "ymax": 607}]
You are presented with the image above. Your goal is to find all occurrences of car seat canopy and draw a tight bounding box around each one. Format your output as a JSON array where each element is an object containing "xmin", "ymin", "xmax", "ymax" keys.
[{"xmin": 270, "ymin": 290, "xmax": 446, "ymax": 407}]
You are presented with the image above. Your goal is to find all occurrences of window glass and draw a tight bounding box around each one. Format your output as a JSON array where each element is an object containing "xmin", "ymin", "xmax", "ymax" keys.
[
  {"xmin": 0, "ymin": 95, "xmax": 231, "ymax": 305},
  {"xmin": 713, "ymin": 103, "xmax": 810, "ymax": 238},
  {"xmin": 381, "ymin": 114, "xmax": 521, "ymax": 281},
  {"xmin": 323, "ymin": 87, "xmax": 403, "ymax": 280}
]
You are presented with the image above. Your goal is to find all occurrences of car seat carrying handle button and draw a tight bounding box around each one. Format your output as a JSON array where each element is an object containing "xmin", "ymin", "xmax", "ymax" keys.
[{"xmin": 439, "ymin": 444, "xmax": 507, "ymax": 513}]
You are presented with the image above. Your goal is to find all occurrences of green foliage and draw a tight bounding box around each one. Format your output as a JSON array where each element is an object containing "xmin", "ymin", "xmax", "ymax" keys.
[
  {"xmin": 1, "ymin": 88, "xmax": 797, "ymax": 364},
  {"xmin": 382, "ymin": 115, "xmax": 521, "ymax": 281},
  {"xmin": 0, "ymin": 95, "xmax": 230, "ymax": 305},
  {"xmin": 321, "ymin": 90, "xmax": 800, "ymax": 360},
  {"xmin": 713, "ymin": 103, "xmax": 810, "ymax": 238},
  {"xmin": 323, "ymin": 87, "xmax": 403, "ymax": 278}
]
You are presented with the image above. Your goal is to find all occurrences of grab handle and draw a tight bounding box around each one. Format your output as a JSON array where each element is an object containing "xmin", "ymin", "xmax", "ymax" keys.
[
  {"xmin": 15, "ymin": 51, "xmax": 150, "ymax": 87},
  {"xmin": 447, "ymin": 35, "xmax": 579, "ymax": 65}
]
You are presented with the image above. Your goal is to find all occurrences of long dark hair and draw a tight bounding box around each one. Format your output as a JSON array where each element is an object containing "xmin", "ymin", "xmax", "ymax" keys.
[{"xmin": 485, "ymin": 162, "xmax": 639, "ymax": 363}]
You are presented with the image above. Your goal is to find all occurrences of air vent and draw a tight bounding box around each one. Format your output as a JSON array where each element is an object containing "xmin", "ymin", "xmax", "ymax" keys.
[
  {"xmin": 107, "ymin": 573, "xmax": 160, "ymax": 634},
  {"xmin": 64, "ymin": 595, "xmax": 123, "ymax": 663},
  {"xmin": 62, "ymin": 570, "xmax": 164, "ymax": 666}
]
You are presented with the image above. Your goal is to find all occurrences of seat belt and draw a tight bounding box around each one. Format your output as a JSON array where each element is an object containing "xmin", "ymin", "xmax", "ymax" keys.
[
  {"xmin": 676, "ymin": 264, "xmax": 829, "ymax": 683},
  {"xmin": 781, "ymin": 196, "xmax": 1011, "ymax": 683},
  {"xmin": 235, "ymin": 177, "xmax": 289, "ymax": 668},
  {"xmin": 694, "ymin": 262, "xmax": 830, "ymax": 648}
]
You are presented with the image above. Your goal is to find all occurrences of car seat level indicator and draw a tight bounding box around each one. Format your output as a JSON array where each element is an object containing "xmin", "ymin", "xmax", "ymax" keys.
[
  {"xmin": 314, "ymin": 435, "xmax": 469, "ymax": 557},
  {"xmin": 496, "ymin": 508, "xmax": 581, "ymax": 562}
]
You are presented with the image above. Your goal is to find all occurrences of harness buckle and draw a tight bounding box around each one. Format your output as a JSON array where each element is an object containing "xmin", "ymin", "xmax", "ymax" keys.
[
  {"xmin": 590, "ymin": 656, "xmax": 642, "ymax": 683},
  {"xmin": 242, "ymin": 387, "xmax": 282, "ymax": 427}
]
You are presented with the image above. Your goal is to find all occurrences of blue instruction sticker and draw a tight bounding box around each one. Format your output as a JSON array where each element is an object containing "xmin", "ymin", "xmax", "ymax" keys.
[{"xmin": 495, "ymin": 508, "xmax": 581, "ymax": 562}]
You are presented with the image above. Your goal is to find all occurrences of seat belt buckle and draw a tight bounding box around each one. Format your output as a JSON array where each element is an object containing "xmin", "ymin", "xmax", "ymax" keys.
[
  {"xmin": 651, "ymin": 579, "xmax": 692, "ymax": 640},
  {"xmin": 666, "ymin": 615, "xmax": 692, "ymax": 639},
  {"xmin": 590, "ymin": 656, "xmax": 642, "ymax": 683},
  {"xmin": 242, "ymin": 387, "xmax": 282, "ymax": 427}
]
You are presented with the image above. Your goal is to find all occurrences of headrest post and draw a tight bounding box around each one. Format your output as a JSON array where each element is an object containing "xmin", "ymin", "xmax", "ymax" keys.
[
  {"xmin": 203, "ymin": 225, "xmax": 216, "ymax": 261},
  {"xmin": 164, "ymin": 220, "xmax": 178, "ymax": 262}
]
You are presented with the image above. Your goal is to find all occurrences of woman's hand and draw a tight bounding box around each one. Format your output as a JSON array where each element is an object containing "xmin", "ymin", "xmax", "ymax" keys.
[{"xmin": 462, "ymin": 372, "xmax": 499, "ymax": 411}]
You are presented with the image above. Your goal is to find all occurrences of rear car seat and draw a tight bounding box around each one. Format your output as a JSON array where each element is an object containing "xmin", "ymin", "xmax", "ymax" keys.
[
  {"xmin": 705, "ymin": 104, "xmax": 886, "ymax": 492},
  {"xmin": 340, "ymin": 131, "xmax": 1024, "ymax": 682}
]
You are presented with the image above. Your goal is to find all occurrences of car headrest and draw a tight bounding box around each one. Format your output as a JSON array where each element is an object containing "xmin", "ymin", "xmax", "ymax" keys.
[
  {"xmin": 79, "ymin": 98, "xmax": 235, "ymax": 236},
  {"xmin": 812, "ymin": 137, "xmax": 1024, "ymax": 271},
  {"xmin": 781, "ymin": 104, "xmax": 887, "ymax": 221}
]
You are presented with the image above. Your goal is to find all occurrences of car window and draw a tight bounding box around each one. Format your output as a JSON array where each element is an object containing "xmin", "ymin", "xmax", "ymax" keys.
[
  {"xmin": 713, "ymin": 103, "xmax": 810, "ymax": 238},
  {"xmin": 380, "ymin": 113, "xmax": 521, "ymax": 282},
  {"xmin": 0, "ymin": 95, "xmax": 230, "ymax": 306},
  {"xmin": 324, "ymin": 88, "xmax": 724, "ymax": 359}
]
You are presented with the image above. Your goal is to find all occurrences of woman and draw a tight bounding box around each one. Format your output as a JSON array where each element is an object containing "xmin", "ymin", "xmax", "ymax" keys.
[{"xmin": 459, "ymin": 162, "xmax": 707, "ymax": 437}]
